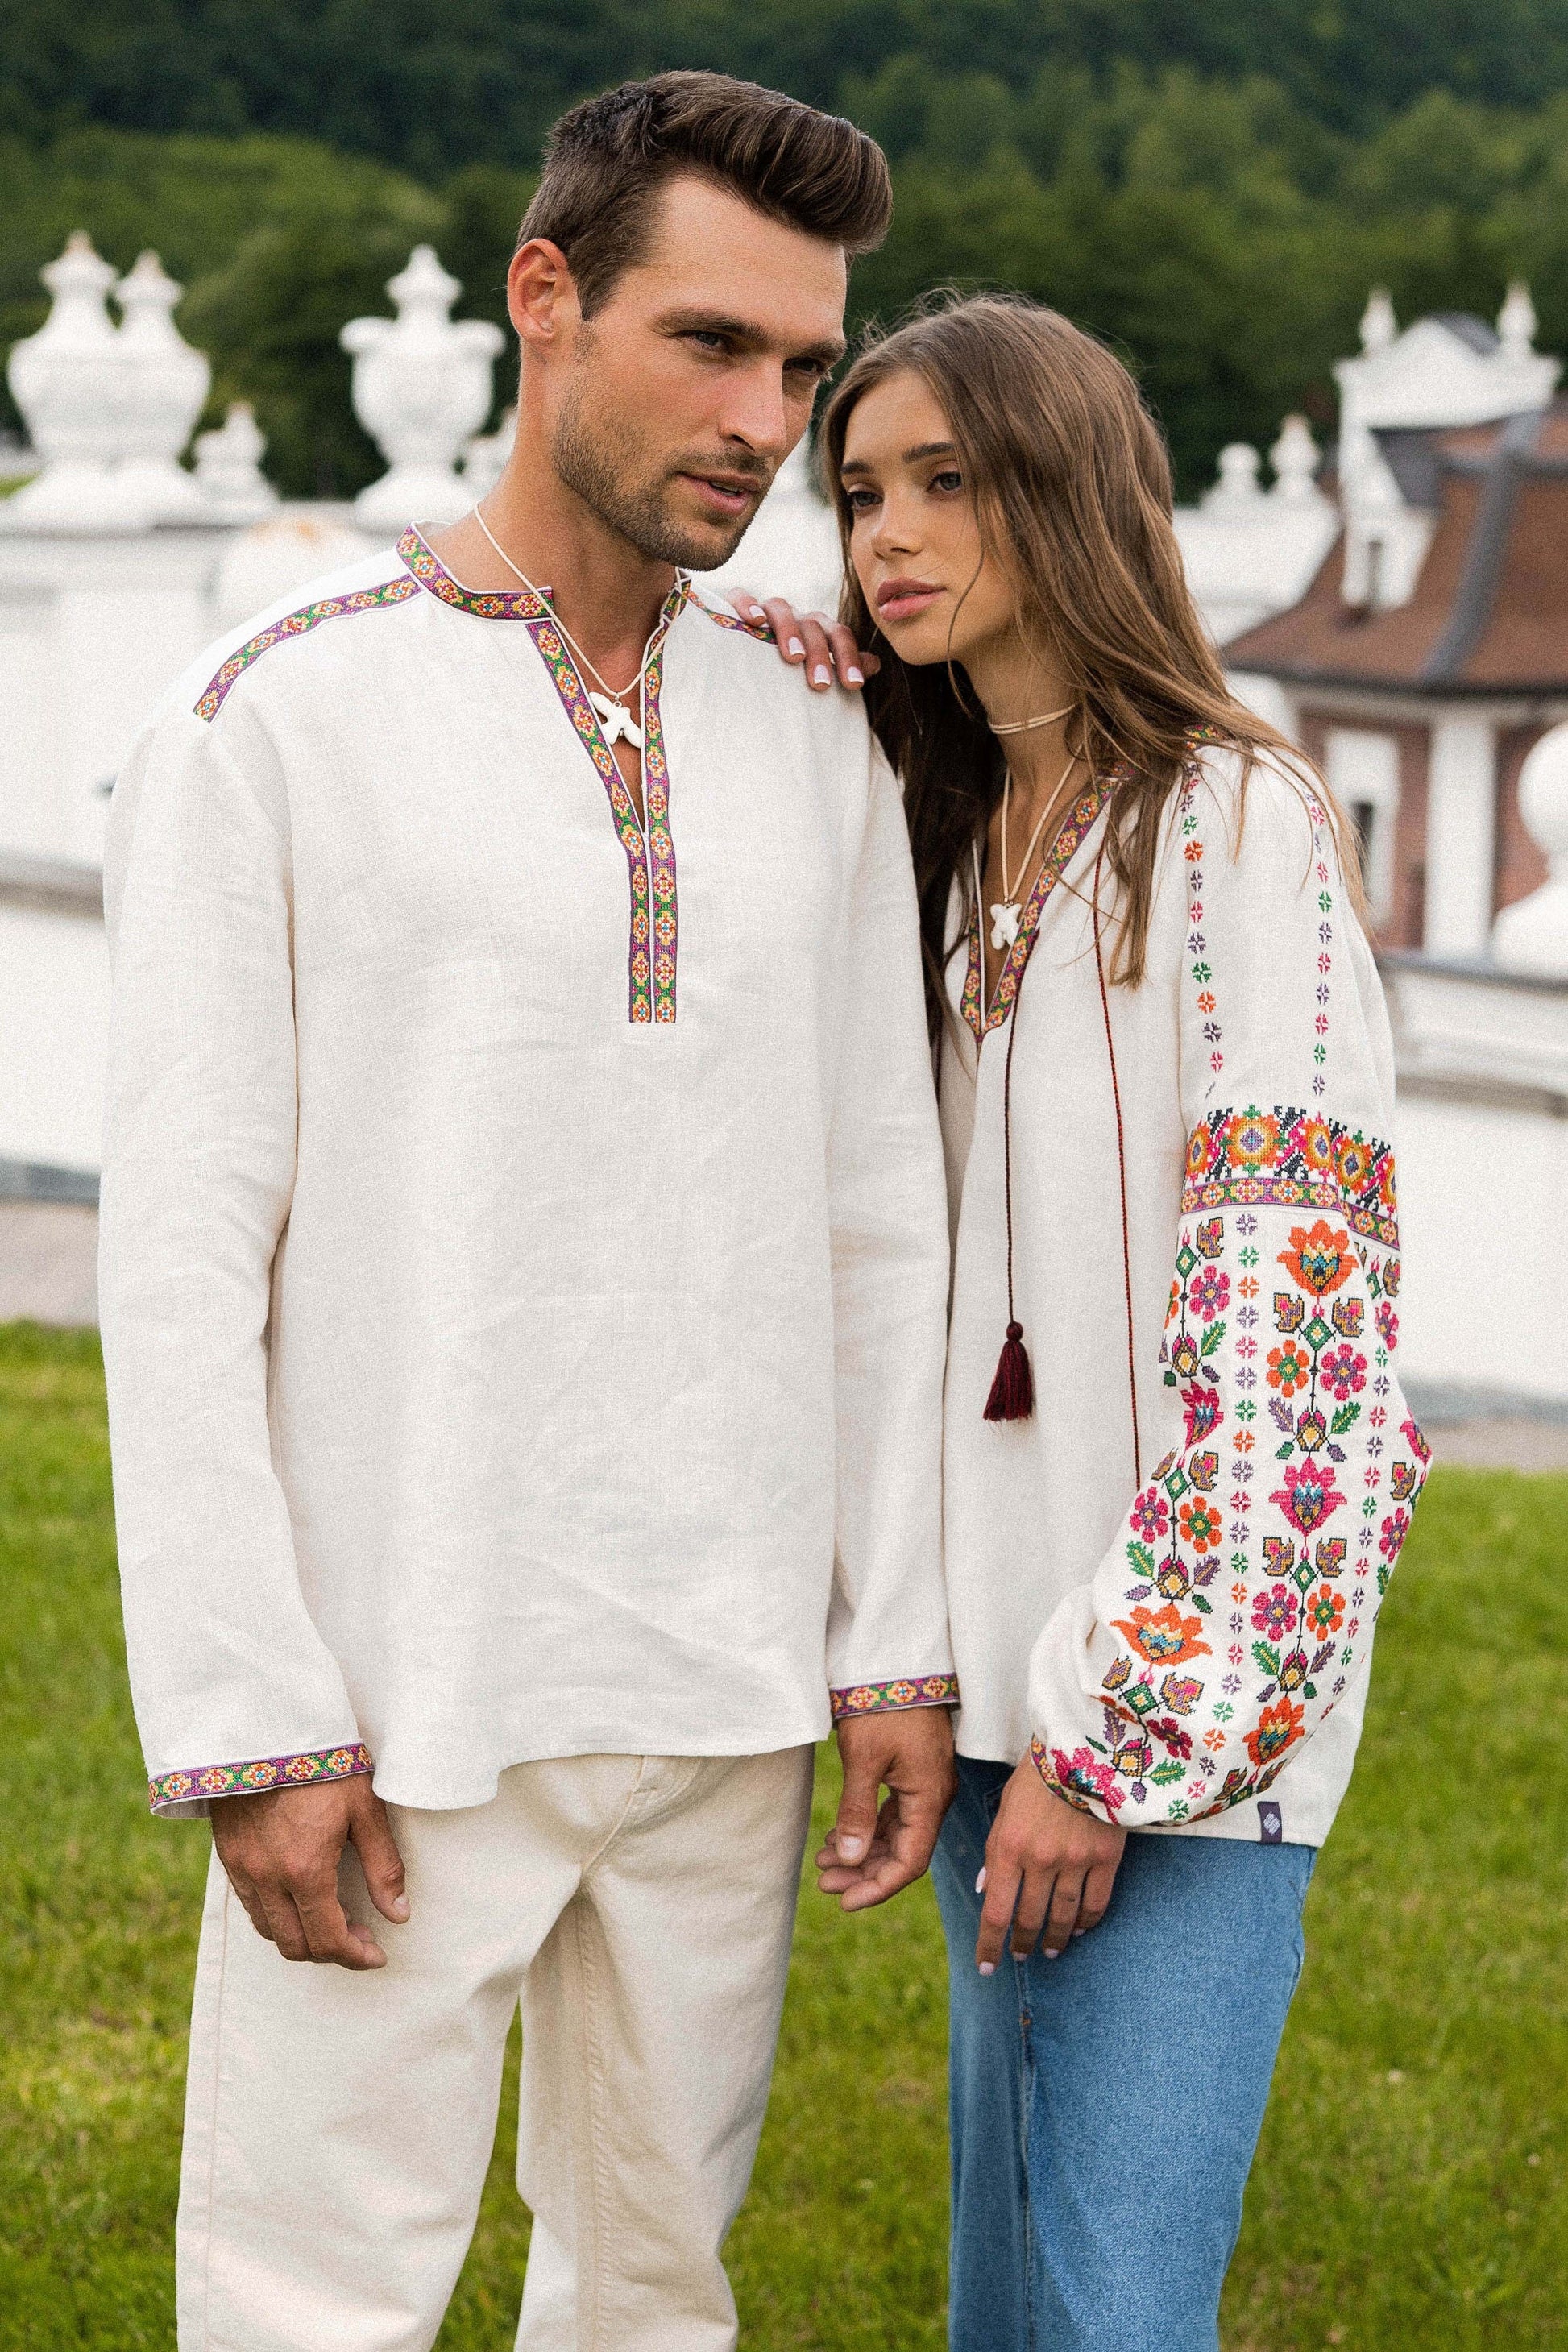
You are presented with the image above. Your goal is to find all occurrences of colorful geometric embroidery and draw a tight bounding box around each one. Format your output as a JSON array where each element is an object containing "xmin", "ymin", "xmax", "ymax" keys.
[
  {"xmin": 1181, "ymin": 1106, "xmax": 1398, "ymax": 1249},
  {"xmin": 396, "ymin": 529, "xmax": 687, "ymax": 1025},
  {"xmin": 961, "ymin": 778, "xmax": 1113, "ymax": 1040},
  {"xmin": 195, "ymin": 579, "xmax": 417, "ymax": 720},
  {"xmin": 831, "ymin": 1674, "xmax": 961, "ymax": 1719},
  {"xmin": 520, "ymin": 579, "xmax": 687, "ymax": 1024},
  {"xmin": 396, "ymin": 526, "xmax": 549, "ymax": 619},
  {"xmin": 147, "ymin": 1742, "xmax": 371, "ymax": 1813},
  {"xmin": 688, "ymin": 591, "xmax": 776, "ymax": 644}
]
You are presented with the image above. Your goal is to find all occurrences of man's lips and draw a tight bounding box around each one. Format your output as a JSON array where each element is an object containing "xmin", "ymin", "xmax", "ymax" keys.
[
  {"xmin": 876, "ymin": 579, "xmax": 944, "ymax": 624},
  {"xmin": 679, "ymin": 471, "xmax": 765, "ymax": 516}
]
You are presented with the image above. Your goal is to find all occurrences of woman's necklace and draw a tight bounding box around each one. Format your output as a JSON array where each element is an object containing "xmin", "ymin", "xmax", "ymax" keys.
[
  {"xmin": 472, "ymin": 504, "xmax": 676, "ymax": 752},
  {"xmin": 988, "ymin": 699, "xmax": 1075, "ymax": 740},
  {"xmin": 987, "ymin": 751, "xmax": 1081, "ymax": 951}
]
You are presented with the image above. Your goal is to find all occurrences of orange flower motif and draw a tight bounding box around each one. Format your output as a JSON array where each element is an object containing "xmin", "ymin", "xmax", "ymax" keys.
[
  {"xmin": 1334, "ymin": 1131, "xmax": 1373, "ymax": 1198},
  {"xmin": 1203, "ymin": 1727, "xmax": 1227, "ymax": 1753},
  {"xmin": 1110, "ymin": 1603, "xmax": 1213, "ymax": 1666},
  {"xmin": 1279, "ymin": 1219, "xmax": 1354, "ymax": 1297},
  {"xmin": 1222, "ymin": 1110, "xmax": 1280, "ymax": 1172},
  {"xmin": 1185, "ymin": 1124, "xmax": 1217, "ymax": 1183},
  {"xmin": 1178, "ymin": 1499, "xmax": 1223, "ymax": 1553},
  {"xmin": 1245, "ymin": 1698, "xmax": 1306, "ymax": 1769},
  {"xmin": 1296, "ymin": 1118, "xmax": 1334, "ymax": 1175}
]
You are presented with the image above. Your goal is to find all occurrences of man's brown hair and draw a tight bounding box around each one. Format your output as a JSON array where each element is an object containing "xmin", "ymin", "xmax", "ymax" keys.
[{"xmin": 519, "ymin": 71, "xmax": 892, "ymax": 313}]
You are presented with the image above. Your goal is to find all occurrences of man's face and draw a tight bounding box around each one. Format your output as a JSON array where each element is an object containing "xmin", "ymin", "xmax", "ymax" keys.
[{"xmin": 530, "ymin": 175, "xmax": 849, "ymax": 570}]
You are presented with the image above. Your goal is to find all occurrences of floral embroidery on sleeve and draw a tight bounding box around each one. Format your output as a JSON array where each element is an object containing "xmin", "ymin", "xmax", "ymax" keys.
[{"xmin": 1034, "ymin": 1109, "xmax": 1429, "ymax": 1825}]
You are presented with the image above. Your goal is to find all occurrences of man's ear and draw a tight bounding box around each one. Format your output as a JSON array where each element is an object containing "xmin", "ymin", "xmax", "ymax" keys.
[{"xmin": 508, "ymin": 239, "xmax": 579, "ymax": 356}]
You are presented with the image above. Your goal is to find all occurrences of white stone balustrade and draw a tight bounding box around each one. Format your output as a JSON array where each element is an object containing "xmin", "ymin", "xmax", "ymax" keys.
[
  {"xmin": 1494, "ymin": 727, "xmax": 1568, "ymax": 978},
  {"xmin": 193, "ymin": 402, "xmax": 280, "ymax": 525},
  {"xmin": 114, "ymin": 250, "xmax": 212, "ymax": 524},
  {"xmin": 2, "ymin": 234, "xmax": 151, "ymax": 534},
  {"xmin": 342, "ymin": 247, "xmax": 504, "ymax": 533}
]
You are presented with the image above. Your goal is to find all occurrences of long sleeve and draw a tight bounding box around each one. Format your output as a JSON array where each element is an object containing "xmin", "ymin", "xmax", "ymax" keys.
[
  {"xmin": 100, "ymin": 706, "xmax": 365, "ymax": 1816},
  {"xmin": 1027, "ymin": 756, "xmax": 1429, "ymax": 1827},
  {"xmin": 825, "ymin": 746, "xmax": 957, "ymax": 1721}
]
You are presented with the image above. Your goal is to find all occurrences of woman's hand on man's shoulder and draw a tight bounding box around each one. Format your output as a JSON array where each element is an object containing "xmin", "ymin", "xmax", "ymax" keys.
[{"xmin": 725, "ymin": 591, "xmax": 879, "ymax": 693}]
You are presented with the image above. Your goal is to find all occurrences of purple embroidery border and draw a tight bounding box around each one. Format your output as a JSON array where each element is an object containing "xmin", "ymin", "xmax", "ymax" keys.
[
  {"xmin": 148, "ymin": 1741, "xmax": 371, "ymax": 1813},
  {"xmin": 830, "ymin": 1673, "xmax": 961, "ymax": 1720},
  {"xmin": 195, "ymin": 579, "xmax": 418, "ymax": 721},
  {"xmin": 961, "ymin": 778, "xmax": 1113, "ymax": 1041}
]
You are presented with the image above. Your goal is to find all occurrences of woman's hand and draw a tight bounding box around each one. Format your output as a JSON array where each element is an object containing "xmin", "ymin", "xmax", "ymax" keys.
[
  {"xmin": 976, "ymin": 1759, "xmax": 1127, "ymax": 1972},
  {"xmin": 726, "ymin": 592, "xmax": 879, "ymax": 692}
]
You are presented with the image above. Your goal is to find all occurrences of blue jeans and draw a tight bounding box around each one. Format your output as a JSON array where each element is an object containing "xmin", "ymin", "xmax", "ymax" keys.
[{"xmin": 932, "ymin": 1755, "xmax": 1313, "ymax": 2352}]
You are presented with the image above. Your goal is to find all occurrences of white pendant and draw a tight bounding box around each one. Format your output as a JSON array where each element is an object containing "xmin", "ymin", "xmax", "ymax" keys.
[
  {"xmin": 989, "ymin": 900, "xmax": 1022, "ymax": 952},
  {"xmin": 589, "ymin": 690, "xmax": 643, "ymax": 752}
]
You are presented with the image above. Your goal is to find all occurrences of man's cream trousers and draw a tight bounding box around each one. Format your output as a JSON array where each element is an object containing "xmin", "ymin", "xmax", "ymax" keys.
[{"xmin": 177, "ymin": 1748, "xmax": 815, "ymax": 2352}]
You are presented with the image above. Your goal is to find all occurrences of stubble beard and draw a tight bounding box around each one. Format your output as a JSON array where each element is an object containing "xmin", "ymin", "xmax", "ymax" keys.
[{"xmin": 550, "ymin": 368, "xmax": 770, "ymax": 572}]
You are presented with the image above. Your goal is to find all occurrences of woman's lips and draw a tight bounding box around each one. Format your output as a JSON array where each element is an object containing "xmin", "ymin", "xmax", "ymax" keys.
[{"xmin": 876, "ymin": 581, "xmax": 944, "ymax": 624}]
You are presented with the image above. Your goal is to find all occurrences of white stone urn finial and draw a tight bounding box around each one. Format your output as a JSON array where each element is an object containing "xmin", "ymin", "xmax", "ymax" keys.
[
  {"xmin": 1359, "ymin": 288, "xmax": 1397, "ymax": 355},
  {"xmin": 1, "ymin": 230, "xmax": 151, "ymax": 533},
  {"xmin": 193, "ymin": 400, "xmax": 280, "ymax": 524},
  {"xmin": 342, "ymin": 245, "xmax": 505, "ymax": 532},
  {"xmin": 114, "ymin": 248, "xmax": 212, "ymax": 523},
  {"xmin": 1201, "ymin": 442, "xmax": 1267, "ymax": 515},
  {"xmin": 1269, "ymin": 414, "xmax": 1327, "ymax": 508},
  {"xmin": 1493, "ymin": 726, "xmax": 1568, "ymax": 977},
  {"xmin": 1497, "ymin": 279, "xmax": 1538, "ymax": 359}
]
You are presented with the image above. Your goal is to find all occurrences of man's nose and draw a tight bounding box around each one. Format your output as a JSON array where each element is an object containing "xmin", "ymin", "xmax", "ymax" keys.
[{"xmin": 715, "ymin": 362, "xmax": 791, "ymax": 461}]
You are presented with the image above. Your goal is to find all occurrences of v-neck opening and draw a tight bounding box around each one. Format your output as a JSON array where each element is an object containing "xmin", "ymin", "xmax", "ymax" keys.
[{"xmin": 960, "ymin": 778, "xmax": 1112, "ymax": 1043}]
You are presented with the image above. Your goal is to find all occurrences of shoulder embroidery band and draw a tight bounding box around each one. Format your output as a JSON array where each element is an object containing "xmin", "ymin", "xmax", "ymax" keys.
[
  {"xmin": 148, "ymin": 1741, "xmax": 371, "ymax": 1813},
  {"xmin": 831, "ymin": 1673, "xmax": 960, "ymax": 1719},
  {"xmin": 961, "ymin": 778, "xmax": 1112, "ymax": 1040},
  {"xmin": 195, "ymin": 579, "xmax": 417, "ymax": 721}
]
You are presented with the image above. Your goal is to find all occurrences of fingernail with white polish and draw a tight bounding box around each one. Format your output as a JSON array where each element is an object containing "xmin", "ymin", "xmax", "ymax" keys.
[
  {"xmin": 847, "ymin": 666, "xmax": 864, "ymax": 684},
  {"xmin": 1044, "ymin": 1948, "xmax": 1060, "ymax": 1960},
  {"xmin": 978, "ymin": 1961, "xmax": 995, "ymax": 1977},
  {"xmin": 811, "ymin": 664, "xmax": 831, "ymax": 686},
  {"xmin": 974, "ymin": 1867, "xmax": 987, "ymax": 1894},
  {"xmin": 787, "ymin": 637, "xmax": 805, "ymax": 657}
]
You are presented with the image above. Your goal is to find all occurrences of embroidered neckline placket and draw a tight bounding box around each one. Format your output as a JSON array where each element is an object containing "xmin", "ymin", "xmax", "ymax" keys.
[
  {"xmin": 398, "ymin": 528, "xmax": 687, "ymax": 1023},
  {"xmin": 960, "ymin": 777, "xmax": 1114, "ymax": 1043}
]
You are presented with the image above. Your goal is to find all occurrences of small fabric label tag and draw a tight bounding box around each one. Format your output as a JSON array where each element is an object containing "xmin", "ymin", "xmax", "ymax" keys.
[{"xmin": 1258, "ymin": 1799, "xmax": 1283, "ymax": 1844}]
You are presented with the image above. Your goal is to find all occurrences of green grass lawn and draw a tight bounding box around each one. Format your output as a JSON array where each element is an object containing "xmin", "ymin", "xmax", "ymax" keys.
[{"xmin": 1, "ymin": 1321, "xmax": 1564, "ymax": 2349}]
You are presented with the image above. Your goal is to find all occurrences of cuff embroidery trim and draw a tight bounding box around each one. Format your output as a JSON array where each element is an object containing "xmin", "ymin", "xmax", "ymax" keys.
[
  {"xmin": 147, "ymin": 1743, "xmax": 371, "ymax": 1813},
  {"xmin": 831, "ymin": 1674, "xmax": 960, "ymax": 1720}
]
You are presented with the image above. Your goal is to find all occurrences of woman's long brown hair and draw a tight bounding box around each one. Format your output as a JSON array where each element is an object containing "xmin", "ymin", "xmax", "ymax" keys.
[{"xmin": 817, "ymin": 292, "xmax": 1359, "ymax": 1034}]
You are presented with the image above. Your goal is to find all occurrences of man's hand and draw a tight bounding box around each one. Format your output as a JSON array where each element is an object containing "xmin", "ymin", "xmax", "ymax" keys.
[
  {"xmin": 211, "ymin": 1776, "xmax": 409, "ymax": 1971},
  {"xmin": 815, "ymin": 1707, "xmax": 956, "ymax": 1912},
  {"xmin": 975, "ymin": 1759, "xmax": 1126, "ymax": 1972},
  {"xmin": 727, "ymin": 592, "xmax": 879, "ymax": 693}
]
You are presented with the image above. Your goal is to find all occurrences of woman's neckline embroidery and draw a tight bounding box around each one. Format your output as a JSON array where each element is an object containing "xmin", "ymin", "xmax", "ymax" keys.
[{"xmin": 960, "ymin": 778, "xmax": 1114, "ymax": 1042}]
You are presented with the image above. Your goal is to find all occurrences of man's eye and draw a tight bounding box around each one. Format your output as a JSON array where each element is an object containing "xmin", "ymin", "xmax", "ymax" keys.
[{"xmin": 685, "ymin": 331, "xmax": 729, "ymax": 354}]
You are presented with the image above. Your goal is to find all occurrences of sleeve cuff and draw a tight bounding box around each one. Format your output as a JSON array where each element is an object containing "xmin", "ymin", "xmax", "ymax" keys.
[
  {"xmin": 147, "ymin": 1741, "xmax": 371, "ymax": 1815},
  {"xmin": 830, "ymin": 1673, "xmax": 960, "ymax": 1721}
]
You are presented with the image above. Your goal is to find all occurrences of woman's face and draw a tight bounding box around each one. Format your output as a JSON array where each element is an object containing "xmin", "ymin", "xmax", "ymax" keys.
[{"xmin": 838, "ymin": 368, "xmax": 1018, "ymax": 671}]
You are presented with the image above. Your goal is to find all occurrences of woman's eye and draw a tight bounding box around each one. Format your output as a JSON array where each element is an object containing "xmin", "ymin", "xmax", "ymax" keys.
[
  {"xmin": 845, "ymin": 487, "xmax": 879, "ymax": 512},
  {"xmin": 931, "ymin": 469, "xmax": 964, "ymax": 494}
]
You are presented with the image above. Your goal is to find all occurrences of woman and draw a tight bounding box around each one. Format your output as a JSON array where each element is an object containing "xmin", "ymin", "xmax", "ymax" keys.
[{"xmin": 794, "ymin": 296, "xmax": 1430, "ymax": 2350}]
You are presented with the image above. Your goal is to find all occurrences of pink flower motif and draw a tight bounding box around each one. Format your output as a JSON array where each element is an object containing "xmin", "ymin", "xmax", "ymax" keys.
[
  {"xmin": 1048, "ymin": 1745, "xmax": 1126, "ymax": 1817},
  {"xmin": 1181, "ymin": 1383, "xmax": 1223, "ymax": 1446},
  {"xmin": 1319, "ymin": 1344, "xmax": 1367, "ymax": 1402},
  {"xmin": 1251, "ymin": 1583, "xmax": 1298, "ymax": 1640},
  {"xmin": 1379, "ymin": 1508, "xmax": 1411, "ymax": 1563},
  {"xmin": 1271, "ymin": 1460, "xmax": 1346, "ymax": 1537},
  {"xmin": 1376, "ymin": 1300, "xmax": 1399, "ymax": 1348},
  {"xmin": 1130, "ymin": 1487, "xmax": 1170, "ymax": 1544},
  {"xmin": 1189, "ymin": 1268, "xmax": 1230, "ymax": 1322}
]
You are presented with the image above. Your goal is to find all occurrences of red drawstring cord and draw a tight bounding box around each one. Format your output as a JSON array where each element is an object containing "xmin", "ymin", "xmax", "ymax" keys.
[
  {"xmin": 1092, "ymin": 832, "xmax": 1143, "ymax": 1489},
  {"xmin": 982, "ymin": 817, "xmax": 1143, "ymax": 1495}
]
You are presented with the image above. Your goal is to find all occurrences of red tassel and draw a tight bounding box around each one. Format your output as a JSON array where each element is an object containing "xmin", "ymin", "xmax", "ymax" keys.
[{"xmin": 984, "ymin": 1320, "xmax": 1035, "ymax": 1421}]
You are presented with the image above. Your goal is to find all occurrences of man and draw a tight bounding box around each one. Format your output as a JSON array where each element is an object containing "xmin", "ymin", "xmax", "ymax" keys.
[{"xmin": 100, "ymin": 72, "xmax": 956, "ymax": 2352}]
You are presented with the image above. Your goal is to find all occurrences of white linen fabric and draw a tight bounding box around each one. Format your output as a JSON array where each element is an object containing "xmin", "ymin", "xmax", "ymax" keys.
[
  {"xmin": 940, "ymin": 746, "xmax": 1429, "ymax": 1847},
  {"xmin": 100, "ymin": 531, "xmax": 954, "ymax": 1816},
  {"xmin": 176, "ymin": 1745, "xmax": 815, "ymax": 2352}
]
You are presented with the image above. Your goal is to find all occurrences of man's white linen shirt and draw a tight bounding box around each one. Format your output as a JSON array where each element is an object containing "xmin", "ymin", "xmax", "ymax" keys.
[{"xmin": 101, "ymin": 531, "xmax": 956, "ymax": 1816}]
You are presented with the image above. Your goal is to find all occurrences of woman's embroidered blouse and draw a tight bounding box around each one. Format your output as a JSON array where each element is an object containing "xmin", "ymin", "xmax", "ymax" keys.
[
  {"xmin": 102, "ymin": 535, "xmax": 956, "ymax": 1816},
  {"xmin": 940, "ymin": 748, "xmax": 1427, "ymax": 1846}
]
